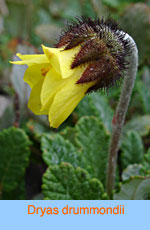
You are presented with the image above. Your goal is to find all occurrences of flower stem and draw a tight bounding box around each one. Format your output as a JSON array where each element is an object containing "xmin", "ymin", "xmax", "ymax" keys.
[{"xmin": 106, "ymin": 35, "xmax": 138, "ymax": 198}]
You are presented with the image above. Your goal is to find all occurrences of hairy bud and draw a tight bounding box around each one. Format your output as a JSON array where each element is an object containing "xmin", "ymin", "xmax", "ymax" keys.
[{"xmin": 56, "ymin": 17, "xmax": 132, "ymax": 92}]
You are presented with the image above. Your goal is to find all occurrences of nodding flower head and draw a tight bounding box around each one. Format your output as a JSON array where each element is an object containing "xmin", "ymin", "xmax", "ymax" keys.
[
  {"xmin": 10, "ymin": 17, "xmax": 132, "ymax": 128},
  {"xmin": 56, "ymin": 17, "xmax": 132, "ymax": 92}
]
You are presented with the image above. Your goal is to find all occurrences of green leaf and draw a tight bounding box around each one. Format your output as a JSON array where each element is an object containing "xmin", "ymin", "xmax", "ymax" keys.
[
  {"xmin": 102, "ymin": 0, "xmax": 121, "ymax": 8},
  {"xmin": 0, "ymin": 127, "xmax": 31, "ymax": 193},
  {"xmin": 41, "ymin": 134, "xmax": 81, "ymax": 168},
  {"xmin": 80, "ymin": 0, "xmax": 96, "ymax": 18},
  {"xmin": 42, "ymin": 162, "xmax": 106, "ymax": 200},
  {"xmin": 140, "ymin": 149, "xmax": 150, "ymax": 176},
  {"xmin": 41, "ymin": 116, "xmax": 110, "ymax": 186},
  {"xmin": 61, "ymin": 0, "xmax": 82, "ymax": 18},
  {"xmin": 60, "ymin": 126, "xmax": 77, "ymax": 147},
  {"xmin": 120, "ymin": 3, "xmax": 150, "ymax": 66},
  {"xmin": 123, "ymin": 115, "xmax": 150, "ymax": 136},
  {"xmin": 75, "ymin": 96, "xmax": 94, "ymax": 119},
  {"xmin": 103, "ymin": 0, "xmax": 145, "ymax": 9},
  {"xmin": 114, "ymin": 177, "xmax": 150, "ymax": 200},
  {"xmin": 121, "ymin": 131, "xmax": 144, "ymax": 169},
  {"xmin": 75, "ymin": 116, "xmax": 110, "ymax": 184},
  {"xmin": 137, "ymin": 81, "xmax": 150, "ymax": 114},
  {"xmin": 23, "ymin": 119, "xmax": 50, "ymax": 141},
  {"xmin": 2, "ymin": 179, "xmax": 26, "ymax": 200},
  {"xmin": 76, "ymin": 92, "xmax": 113, "ymax": 133},
  {"xmin": 122, "ymin": 164, "xmax": 142, "ymax": 181},
  {"xmin": 89, "ymin": 93, "xmax": 113, "ymax": 133},
  {"xmin": 5, "ymin": 2, "xmax": 28, "ymax": 38}
]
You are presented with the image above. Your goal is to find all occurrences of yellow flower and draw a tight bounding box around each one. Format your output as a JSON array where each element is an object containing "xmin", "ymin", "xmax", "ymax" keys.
[
  {"xmin": 10, "ymin": 17, "xmax": 131, "ymax": 128},
  {"xmin": 10, "ymin": 45, "xmax": 95, "ymax": 128}
]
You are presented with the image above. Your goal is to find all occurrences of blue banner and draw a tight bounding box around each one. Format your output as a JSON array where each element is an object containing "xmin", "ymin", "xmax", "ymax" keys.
[{"xmin": 0, "ymin": 201, "xmax": 149, "ymax": 229}]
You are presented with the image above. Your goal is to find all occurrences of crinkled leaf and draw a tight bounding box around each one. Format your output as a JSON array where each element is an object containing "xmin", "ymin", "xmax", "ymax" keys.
[
  {"xmin": 60, "ymin": 126, "xmax": 77, "ymax": 147},
  {"xmin": 121, "ymin": 131, "xmax": 144, "ymax": 169},
  {"xmin": 23, "ymin": 119, "xmax": 50, "ymax": 141},
  {"xmin": 76, "ymin": 92, "xmax": 113, "ymax": 133},
  {"xmin": 122, "ymin": 164, "xmax": 142, "ymax": 181},
  {"xmin": 41, "ymin": 116, "xmax": 110, "ymax": 185},
  {"xmin": 114, "ymin": 177, "xmax": 150, "ymax": 200},
  {"xmin": 89, "ymin": 93, "xmax": 113, "ymax": 133},
  {"xmin": 75, "ymin": 116, "xmax": 110, "ymax": 184},
  {"xmin": 0, "ymin": 127, "xmax": 31, "ymax": 192},
  {"xmin": 42, "ymin": 134, "xmax": 81, "ymax": 168},
  {"xmin": 140, "ymin": 149, "xmax": 150, "ymax": 176},
  {"xmin": 75, "ymin": 96, "xmax": 94, "ymax": 118},
  {"xmin": 42, "ymin": 162, "xmax": 106, "ymax": 200},
  {"xmin": 2, "ymin": 179, "xmax": 26, "ymax": 200},
  {"xmin": 123, "ymin": 115, "xmax": 150, "ymax": 136}
]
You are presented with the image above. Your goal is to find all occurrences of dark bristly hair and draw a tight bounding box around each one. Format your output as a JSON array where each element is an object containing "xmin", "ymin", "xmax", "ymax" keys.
[{"xmin": 55, "ymin": 17, "xmax": 133, "ymax": 92}]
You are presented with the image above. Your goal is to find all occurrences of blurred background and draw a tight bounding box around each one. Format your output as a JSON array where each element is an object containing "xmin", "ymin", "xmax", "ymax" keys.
[{"xmin": 0, "ymin": 0, "xmax": 150, "ymax": 200}]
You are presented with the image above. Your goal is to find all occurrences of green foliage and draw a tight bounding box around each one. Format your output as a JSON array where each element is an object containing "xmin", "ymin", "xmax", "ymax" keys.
[
  {"xmin": 75, "ymin": 96, "xmax": 94, "ymax": 119},
  {"xmin": 136, "ymin": 81, "xmax": 150, "ymax": 114},
  {"xmin": 60, "ymin": 127, "xmax": 77, "ymax": 146},
  {"xmin": 42, "ymin": 134, "xmax": 81, "ymax": 167},
  {"xmin": 103, "ymin": 0, "xmax": 145, "ymax": 9},
  {"xmin": 42, "ymin": 162, "xmax": 106, "ymax": 200},
  {"xmin": 122, "ymin": 164, "xmax": 142, "ymax": 181},
  {"xmin": 2, "ymin": 179, "xmax": 26, "ymax": 200},
  {"xmin": 121, "ymin": 131, "xmax": 144, "ymax": 169},
  {"xmin": 103, "ymin": 0, "xmax": 121, "ymax": 8},
  {"xmin": 61, "ymin": 0, "xmax": 82, "ymax": 18},
  {"xmin": 80, "ymin": 0, "xmax": 96, "ymax": 18},
  {"xmin": 76, "ymin": 92, "xmax": 113, "ymax": 133},
  {"xmin": 114, "ymin": 177, "xmax": 150, "ymax": 200},
  {"xmin": 0, "ymin": 0, "xmax": 150, "ymax": 200},
  {"xmin": 121, "ymin": 149, "xmax": 150, "ymax": 181},
  {"xmin": 22, "ymin": 119, "xmax": 50, "ymax": 141},
  {"xmin": 140, "ymin": 149, "xmax": 150, "ymax": 176},
  {"xmin": 120, "ymin": 3, "xmax": 150, "ymax": 66},
  {"xmin": 41, "ymin": 116, "xmax": 110, "ymax": 186},
  {"xmin": 75, "ymin": 116, "xmax": 110, "ymax": 183},
  {"xmin": 123, "ymin": 115, "xmax": 150, "ymax": 137},
  {"xmin": 0, "ymin": 127, "xmax": 31, "ymax": 198}
]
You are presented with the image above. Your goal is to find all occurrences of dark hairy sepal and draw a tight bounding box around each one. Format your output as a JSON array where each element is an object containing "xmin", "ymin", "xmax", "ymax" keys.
[{"xmin": 56, "ymin": 17, "xmax": 132, "ymax": 92}]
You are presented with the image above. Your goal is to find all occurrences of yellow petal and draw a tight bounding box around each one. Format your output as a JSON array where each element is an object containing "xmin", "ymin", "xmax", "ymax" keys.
[
  {"xmin": 23, "ymin": 63, "xmax": 50, "ymax": 88},
  {"xmin": 41, "ymin": 68, "xmax": 64, "ymax": 112},
  {"xmin": 48, "ymin": 71, "xmax": 94, "ymax": 128},
  {"xmin": 42, "ymin": 45, "xmax": 61, "ymax": 72},
  {"xmin": 10, "ymin": 53, "xmax": 49, "ymax": 66},
  {"xmin": 16, "ymin": 53, "xmax": 45, "ymax": 61},
  {"xmin": 28, "ymin": 79, "xmax": 48, "ymax": 115},
  {"xmin": 42, "ymin": 45, "xmax": 81, "ymax": 79}
]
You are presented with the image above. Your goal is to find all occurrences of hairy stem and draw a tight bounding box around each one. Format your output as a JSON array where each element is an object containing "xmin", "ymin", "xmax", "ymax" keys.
[{"xmin": 106, "ymin": 35, "xmax": 138, "ymax": 198}]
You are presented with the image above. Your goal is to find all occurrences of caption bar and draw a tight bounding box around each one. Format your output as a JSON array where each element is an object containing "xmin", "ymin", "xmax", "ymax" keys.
[{"xmin": 28, "ymin": 204, "xmax": 125, "ymax": 217}]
